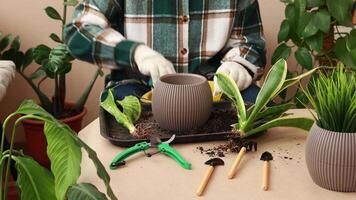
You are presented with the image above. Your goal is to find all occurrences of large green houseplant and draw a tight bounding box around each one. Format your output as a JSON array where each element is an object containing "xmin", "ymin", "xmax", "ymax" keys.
[
  {"xmin": 1, "ymin": 100, "xmax": 117, "ymax": 200},
  {"xmin": 272, "ymin": 0, "xmax": 356, "ymax": 103},
  {"xmin": 0, "ymin": 0, "xmax": 103, "ymax": 166},
  {"xmin": 303, "ymin": 64, "xmax": 356, "ymax": 191}
]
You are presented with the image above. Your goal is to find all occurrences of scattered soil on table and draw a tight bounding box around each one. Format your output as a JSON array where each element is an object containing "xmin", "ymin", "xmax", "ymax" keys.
[{"xmin": 196, "ymin": 136, "xmax": 256, "ymax": 157}]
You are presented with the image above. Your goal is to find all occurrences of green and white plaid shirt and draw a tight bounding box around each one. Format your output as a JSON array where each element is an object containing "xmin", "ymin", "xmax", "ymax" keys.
[{"xmin": 64, "ymin": 0, "xmax": 266, "ymax": 79}]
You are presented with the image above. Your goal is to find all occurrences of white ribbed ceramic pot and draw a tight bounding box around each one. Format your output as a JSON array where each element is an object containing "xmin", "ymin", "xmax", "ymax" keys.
[
  {"xmin": 306, "ymin": 123, "xmax": 356, "ymax": 192},
  {"xmin": 152, "ymin": 73, "xmax": 212, "ymax": 132}
]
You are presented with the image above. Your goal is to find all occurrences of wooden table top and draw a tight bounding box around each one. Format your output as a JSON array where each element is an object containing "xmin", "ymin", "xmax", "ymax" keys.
[{"xmin": 78, "ymin": 109, "xmax": 356, "ymax": 200}]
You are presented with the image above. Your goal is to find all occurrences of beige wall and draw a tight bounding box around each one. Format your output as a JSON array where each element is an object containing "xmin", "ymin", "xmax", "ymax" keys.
[{"xmin": 0, "ymin": 0, "xmax": 286, "ymax": 141}]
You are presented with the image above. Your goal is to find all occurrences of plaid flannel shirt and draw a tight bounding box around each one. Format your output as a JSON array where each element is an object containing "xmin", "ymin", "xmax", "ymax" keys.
[{"xmin": 64, "ymin": 0, "xmax": 266, "ymax": 79}]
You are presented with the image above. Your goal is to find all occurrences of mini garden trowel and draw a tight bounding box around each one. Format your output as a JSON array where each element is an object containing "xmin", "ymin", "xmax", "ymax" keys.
[
  {"xmin": 260, "ymin": 151, "xmax": 273, "ymax": 191},
  {"xmin": 228, "ymin": 141, "xmax": 257, "ymax": 179},
  {"xmin": 110, "ymin": 134, "xmax": 192, "ymax": 170}
]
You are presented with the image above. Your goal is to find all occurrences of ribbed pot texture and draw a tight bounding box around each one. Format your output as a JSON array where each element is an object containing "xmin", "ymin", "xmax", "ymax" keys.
[
  {"xmin": 152, "ymin": 73, "xmax": 212, "ymax": 132},
  {"xmin": 306, "ymin": 123, "xmax": 356, "ymax": 192}
]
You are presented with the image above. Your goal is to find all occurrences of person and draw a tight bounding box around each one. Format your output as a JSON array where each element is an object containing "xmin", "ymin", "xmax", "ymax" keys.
[{"xmin": 64, "ymin": 0, "xmax": 266, "ymax": 103}]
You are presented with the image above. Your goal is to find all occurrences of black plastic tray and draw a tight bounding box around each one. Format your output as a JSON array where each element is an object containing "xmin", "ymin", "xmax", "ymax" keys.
[{"xmin": 99, "ymin": 101, "xmax": 236, "ymax": 147}]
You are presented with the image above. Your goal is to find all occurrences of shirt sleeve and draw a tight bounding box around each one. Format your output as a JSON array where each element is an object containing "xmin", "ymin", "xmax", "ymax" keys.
[
  {"xmin": 63, "ymin": 0, "xmax": 141, "ymax": 70},
  {"xmin": 222, "ymin": 0, "xmax": 266, "ymax": 80}
]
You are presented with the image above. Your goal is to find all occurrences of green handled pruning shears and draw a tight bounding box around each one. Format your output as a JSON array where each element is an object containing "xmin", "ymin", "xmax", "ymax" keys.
[{"xmin": 110, "ymin": 134, "xmax": 192, "ymax": 170}]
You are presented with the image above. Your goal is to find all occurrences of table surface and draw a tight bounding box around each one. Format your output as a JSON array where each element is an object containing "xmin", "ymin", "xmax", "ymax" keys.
[{"xmin": 78, "ymin": 109, "xmax": 356, "ymax": 200}]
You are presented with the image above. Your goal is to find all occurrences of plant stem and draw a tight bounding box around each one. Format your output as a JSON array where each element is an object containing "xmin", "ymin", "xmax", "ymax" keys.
[
  {"xmin": 17, "ymin": 71, "xmax": 52, "ymax": 112},
  {"xmin": 73, "ymin": 68, "xmax": 101, "ymax": 111},
  {"xmin": 2, "ymin": 115, "xmax": 34, "ymax": 200}
]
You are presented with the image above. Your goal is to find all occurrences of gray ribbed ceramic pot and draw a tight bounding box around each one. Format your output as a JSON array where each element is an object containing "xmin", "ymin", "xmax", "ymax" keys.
[
  {"xmin": 306, "ymin": 123, "xmax": 356, "ymax": 192},
  {"xmin": 152, "ymin": 73, "xmax": 212, "ymax": 132}
]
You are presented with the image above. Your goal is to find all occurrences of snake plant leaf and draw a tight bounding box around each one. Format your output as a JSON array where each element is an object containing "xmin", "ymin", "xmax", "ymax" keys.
[
  {"xmin": 215, "ymin": 72, "xmax": 246, "ymax": 123},
  {"xmin": 116, "ymin": 96, "xmax": 141, "ymax": 124},
  {"xmin": 276, "ymin": 66, "xmax": 321, "ymax": 98},
  {"xmin": 100, "ymin": 89, "xmax": 136, "ymax": 133},
  {"xmin": 44, "ymin": 122, "xmax": 82, "ymax": 200},
  {"xmin": 67, "ymin": 183, "xmax": 108, "ymax": 200},
  {"xmin": 13, "ymin": 156, "xmax": 56, "ymax": 200},
  {"xmin": 245, "ymin": 117, "xmax": 314, "ymax": 137},
  {"xmin": 256, "ymin": 103, "xmax": 294, "ymax": 120},
  {"xmin": 246, "ymin": 59, "xmax": 288, "ymax": 128}
]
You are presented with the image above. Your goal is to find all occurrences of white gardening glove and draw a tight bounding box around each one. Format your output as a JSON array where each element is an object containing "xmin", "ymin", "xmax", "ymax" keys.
[
  {"xmin": 0, "ymin": 61, "xmax": 15, "ymax": 101},
  {"xmin": 134, "ymin": 45, "xmax": 176, "ymax": 86},
  {"xmin": 213, "ymin": 61, "xmax": 252, "ymax": 96}
]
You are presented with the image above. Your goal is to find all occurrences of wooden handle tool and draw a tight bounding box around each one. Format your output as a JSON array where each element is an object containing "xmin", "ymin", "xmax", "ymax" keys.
[
  {"xmin": 260, "ymin": 151, "xmax": 273, "ymax": 191},
  {"xmin": 227, "ymin": 147, "xmax": 247, "ymax": 179},
  {"xmin": 196, "ymin": 158, "xmax": 224, "ymax": 196}
]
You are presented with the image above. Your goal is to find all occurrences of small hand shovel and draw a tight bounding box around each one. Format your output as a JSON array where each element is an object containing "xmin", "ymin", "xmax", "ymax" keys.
[
  {"xmin": 227, "ymin": 141, "xmax": 257, "ymax": 179},
  {"xmin": 260, "ymin": 151, "xmax": 273, "ymax": 191},
  {"xmin": 196, "ymin": 158, "xmax": 224, "ymax": 196}
]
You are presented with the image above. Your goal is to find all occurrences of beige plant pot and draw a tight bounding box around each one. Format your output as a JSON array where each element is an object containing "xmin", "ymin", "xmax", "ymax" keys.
[
  {"xmin": 152, "ymin": 73, "xmax": 212, "ymax": 132},
  {"xmin": 306, "ymin": 123, "xmax": 356, "ymax": 192}
]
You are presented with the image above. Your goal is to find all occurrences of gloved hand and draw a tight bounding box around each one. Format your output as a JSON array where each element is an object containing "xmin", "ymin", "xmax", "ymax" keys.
[
  {"xmin": 134, "ymin": 45, "xmax": 176, "ymax": 86},
  {"xmin": 213, "ymin": 61, "xmax": 252, "ymax": 96},
  {"xmin": 0, "ymin": 61, "xmax": 15, "ymax": 101}
]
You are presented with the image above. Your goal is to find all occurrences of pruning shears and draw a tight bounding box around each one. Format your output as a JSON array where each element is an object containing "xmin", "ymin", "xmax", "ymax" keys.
[{"xmin": 110, "ymin": 134, "xmax": 192, "ymax": 170}]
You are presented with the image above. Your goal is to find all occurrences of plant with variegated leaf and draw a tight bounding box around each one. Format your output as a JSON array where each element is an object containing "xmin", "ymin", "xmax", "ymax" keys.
[
  {"xmin": 0, "ymin": 100, "xmax": 117, "ymax": 200},
  {"xmin": 215, "ymin": 59, "xmax": 317, "ymax": 138}
]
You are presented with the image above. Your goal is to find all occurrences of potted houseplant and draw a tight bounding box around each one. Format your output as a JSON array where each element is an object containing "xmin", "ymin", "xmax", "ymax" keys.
[
  {"xmin": 0, "ymin": 0, "xmax": 103, "ymax": 167},
  {"xmin": 272, "ymin": 0, "xmax": 356, "ymax": 103},
  {"xmin": 1, "ymin": 100, "xmax": 118, "ymax": 200},
  {"xmin": 302, "ymin": 64, "xmax": 356, "ymax": 192}
]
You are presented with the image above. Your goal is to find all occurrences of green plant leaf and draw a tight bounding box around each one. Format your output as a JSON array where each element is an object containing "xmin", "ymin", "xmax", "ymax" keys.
[
  {"xmin": 100, "ymin": 89, "xmax": 136, "ymax": 133},
  {"xmin": 278, "ymin": 20, "xmax": 290, "ymax": 43},
  {"xmin": 13, "ymin": 51, "xmax": 25, "ymax": 70},
  {"xmin": 314, "ymin": 9, "xmax": 331, "ymax": 33},
  {"xmin": 245, "ymin": 117, "xmax": 314, "ymax": 137},
  {"xmin": 295, "ymin": 47, "xmax": 313, "ymax": 70},
  {"xmin": 45, "ymin": 6, "xmax": 62, "ymax": 21},
  {"xmin": 326, "ymin": 0, "xmax": 353, "ymax": 26},
  {"xmin": 50, "ymin": 33, "xmax": 62, "ymax": 43},
  {"xmin": 256, "ymin": 103, "xmax": 294, "ymax": 120},
  {"xmin": 215, "ymin": 72, "xmax": 246, "ymax": 124},
  {"xmin": 75, "ymin": 137, "xmax": 118, "ymax": 200},
  {"xmin": 285, "ymin": 4, "xmax": 297, "ymax": 28},
  {"xmin": 67, "ymin": 183, "xmax": 108, "ymax": 200},
  {"xmin": 44, "ymin": 44, "xmax": 73, "ymax": 75},
  {"xmin": 334, "ymin": 37, "xmax": 355, "ymax": 67},
  {"xmin": 297, "ymin": 12, "xmax": 312, "ymax": 37},
  {"xmin": 13, "ymin": 156, "xmax": 56, "ymax": 200},
  {"xmin": 64, "ymin": 0, "xmax": 79, "ymax": 6},
  {"xmin": 44, "ymin": 122, "xmax": 82, "ymax": 200},
  {"xmin": 10, "ymin": 36, "xmax": 21, "ymax": 51},
  {"xmin": 23, "ymin": 48, "xmax": 34, "ymax": 69},
  {"xmin": 33, "ymin": 44, "xmax": 51, "ymax": 65},
  {"xmin": 0, "ymin": 34, "xmax": 12, "ymax": 52},
  {"xmin": 271, "ymin": 43, "xmax": 291, "ymax": 64},
  {"xmin": 244, "ymin": 59, "xmax": 288, "ymax": 131},
  {"xmin": 305, "ymin": 31, "xmax": 323, "ymax": 52},
  {"xmin": 348, "ymin": 30, "xmax": 356, "ymax": 49},
  {"xmin": 277, "ymin": 66, "xmax": 321, "ymax": 97},
  {"xmin": 116, "ymin": 96, "xmax": 141, "ymax": 123},
  {"xmin": 306, "ymin": 0, "xmax": 325, "ymax": 7},
  {"xmin": 303, "ymin": 13, "xmax": 319, "ymax": 38}
]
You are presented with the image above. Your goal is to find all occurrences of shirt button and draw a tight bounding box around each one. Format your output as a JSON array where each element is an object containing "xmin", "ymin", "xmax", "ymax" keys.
[
  {"xmin": 179, "ymin": 15, "xmax": 189, "ymax": 23},
  {"xmin": 182, "ymin": 15, "xmax": 189, "ymax": 22},
  {"xmin": 180, "ymin": 48, "xmax": 188, "ymax": 55}
]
